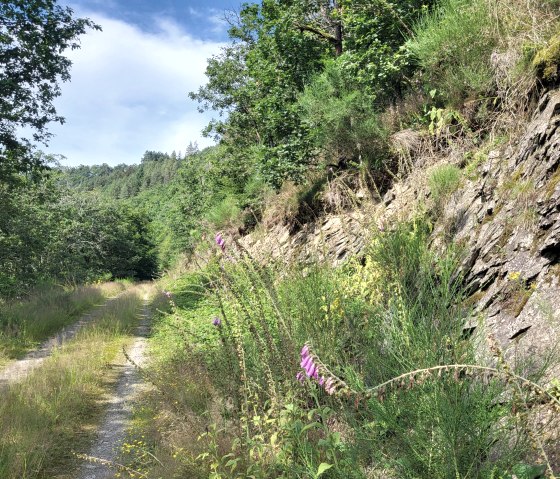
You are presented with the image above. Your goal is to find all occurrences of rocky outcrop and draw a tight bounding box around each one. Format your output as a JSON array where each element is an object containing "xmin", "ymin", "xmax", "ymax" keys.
[
  {"xmin": 438, "ymin": 90, "xmax": 560, "ymax": 363},
  {"xmin": 241, "ymin": 210, "xmax": 371, "ymax": 266},
  {"xmin": 243, "ymin": 89, "xmax": 560, "ymax": 369}
]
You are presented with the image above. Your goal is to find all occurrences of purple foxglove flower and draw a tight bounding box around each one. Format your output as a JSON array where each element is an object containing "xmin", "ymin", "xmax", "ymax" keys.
[
  {"xmin": 325, "ymin": 377, "xmax": 334, "ymax": 393},
  {"xmin": 313, "ymin": 369, "xmax": 319, "ymax": 380},
  {"xmin": 212, "ymin": 317, "xmax": 222, "ymax": 327},
  {"xmin": 215, "ymin": 233, "xmax": 226, "ymax": 251},
  {"xmin": 296, "ymin": 371, "xmax": 304, "ymax": 383},
  {"xmin": 306, "ymin": 363, "xmax": 317, "ymax": 378},
  {"xmin": 300, "ymin": 345, "xmax": 310, "ymax": 358},
  {"xmin": 319, "ymin": 376, "xmax": 325, "ymax": 386},
  {"xmin": 301, "ymin": 355, "xmax": 312, "ymax": 369}
]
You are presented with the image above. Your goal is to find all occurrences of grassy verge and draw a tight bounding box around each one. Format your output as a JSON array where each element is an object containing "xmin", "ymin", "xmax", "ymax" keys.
[
  {"xmin": 0, "ymin": 281, "xmax": 130, "ymax": 363},
  {"xmin": 0, "ymin": 283, "xmax": 152, "ymax": 479},
  {"xmin": 123, "ymin": 222, "xmax": 558, "ymax": 478}
]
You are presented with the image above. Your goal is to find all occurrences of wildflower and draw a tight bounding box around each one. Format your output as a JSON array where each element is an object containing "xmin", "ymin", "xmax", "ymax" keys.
[
  {"xmin": 215, "ymin": 233, "xmax": 226, "ymax": 251},
  {"xmin": 163, "ymin": 290, "xmax": 172, "ymax": 298},
  {"xmin": 306, "ymin": 362, "xmax": 317, "ymax": 378},
  {"xmin": 301, "ymin": 354, "xmax": 313, "ymax": 369},
  {"xmin": 508, "ymin": 271, "xmax": 521, "ymax": 281},
  {"xmin": 296, "ymin": 371, "xmax": 305, "ymax": 383},
  {"xmin": 212, "ymin": 317, "xmax": 222, "ymax": 327}
]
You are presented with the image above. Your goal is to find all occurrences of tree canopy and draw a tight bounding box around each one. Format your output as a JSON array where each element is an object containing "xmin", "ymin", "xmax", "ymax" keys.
[{"xmin": 0, "ymin": 0, "xmax": 100, "ymax": 183}]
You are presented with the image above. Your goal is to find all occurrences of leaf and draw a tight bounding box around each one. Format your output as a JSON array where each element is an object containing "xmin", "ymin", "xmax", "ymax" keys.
[
  {"xmin": 315, "ymin": 462, "xmax": 333, "ymax": 478},
  {"xmin": 511, "ymin": 463, "xmax": 547, "ymax": 479},
  {"xmin": 300, "ymin": 422, "xmax": 321, "ymax": 436}
]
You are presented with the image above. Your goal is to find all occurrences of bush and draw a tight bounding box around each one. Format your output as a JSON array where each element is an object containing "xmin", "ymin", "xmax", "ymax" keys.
[
  {"xmin": 204, "ymin": 195, "xmax": 242, "ymax": 231},
  {"xmin": 407, "ymin": 0, "xmax": 498, "ymax": 104},
  {"xmin": 298, "ymin": 60, "xmax": 389, "ymax": 170},
  {"xmin": 408, "ymin": 0, "xmax": 560, "ymax": 108}
]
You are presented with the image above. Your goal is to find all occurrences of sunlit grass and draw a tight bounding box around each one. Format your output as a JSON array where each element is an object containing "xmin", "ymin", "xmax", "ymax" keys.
[
  {"xmin": 0, "ymin": 284, "xmax": 152, "ymax": 479},
  {"xmin": 0, "ymin": 281, "xmax": 131, "ymax": 363}
]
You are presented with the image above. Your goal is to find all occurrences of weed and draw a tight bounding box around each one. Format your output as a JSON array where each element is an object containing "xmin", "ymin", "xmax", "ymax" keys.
[
  {"xmin": 0, "ymin": 281, "xmax": 128, "ymax": 363},
  {"xmin": 126, "ymin": 221, "xmax": 558, "ymax": 478},
  {"xmin": 428, "ymin": 163, "xmax": 463, "ymax": 210}
]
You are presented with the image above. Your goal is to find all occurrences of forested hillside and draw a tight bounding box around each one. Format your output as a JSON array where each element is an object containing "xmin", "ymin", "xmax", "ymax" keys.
[{"xmin": 1, "ymin": 0, "xmax": 560, "ymax": 477}]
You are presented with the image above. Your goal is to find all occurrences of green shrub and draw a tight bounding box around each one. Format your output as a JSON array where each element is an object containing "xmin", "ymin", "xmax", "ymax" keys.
[
  {"xmin": 407, "ymin": 0, "xmax": 498, "ymax": 104},
  {"xmin": 298, "ymin": 60, "xmax": 389, "ymax": 170},
  {"xmin": 533, "ymin": 33, "xmax": 560, "ymax": 82},
  {"xmin": 204, "ymin": 195, "xmax": 242, "ymax": 230}
]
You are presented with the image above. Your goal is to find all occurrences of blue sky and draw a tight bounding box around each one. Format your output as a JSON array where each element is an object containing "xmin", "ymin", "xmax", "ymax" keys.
[{"xmin": 45, "ymin": 0, "xmax": 244, "ymax": 166}]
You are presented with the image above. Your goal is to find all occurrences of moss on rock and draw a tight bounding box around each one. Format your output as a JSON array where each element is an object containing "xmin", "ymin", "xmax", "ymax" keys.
[{"xmin": 533, "ymin": 34, "xmax": 560, "ymax": 82}]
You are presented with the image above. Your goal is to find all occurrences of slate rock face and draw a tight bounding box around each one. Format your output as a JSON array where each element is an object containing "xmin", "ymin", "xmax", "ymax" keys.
[
  {"xmin": 241, "ymin": 210, "xmax": 370, "ymax": 266},
  {"xmin": 432, "ymin": 90, "xmax": 560, "ymax": 367},
  {"xmin": 243, "ymin": 89, "xmax": 560, "ymax": 371}
]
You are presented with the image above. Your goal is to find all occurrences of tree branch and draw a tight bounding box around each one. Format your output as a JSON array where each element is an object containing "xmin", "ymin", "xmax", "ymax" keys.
[{"xmin": 294, "ymin": 22, "xmax": 338, "ymax": 44}]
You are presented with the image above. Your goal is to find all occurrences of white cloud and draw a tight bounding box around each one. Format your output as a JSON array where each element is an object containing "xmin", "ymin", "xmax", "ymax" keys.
[{"xmin": 46, "ymin": 12, "xmax": 225, "ymax": 166}]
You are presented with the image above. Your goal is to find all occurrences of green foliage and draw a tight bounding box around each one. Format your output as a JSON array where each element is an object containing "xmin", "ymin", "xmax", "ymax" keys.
[
  {"xmin": 46, "ymin": 192, "xmax": 158, "ymax": 282},
  {"xmin": 58, "ymin": 148, "xmax": 189, "ymax": 198},
  {"xmin": 0, "ymin": 171, "xmax": 157, "ymax": 298},
  {"xmin": 135, "ymin": 220, "xmax": 557, "ymax": 478},
  {"xmin": 0, "ymin": 0, "xmax": 100, "ymax": 182},
  {"xmin": 428, "ymin": 163, "xmax": 462, "ymax": 207},
  {"xmin": 190, "ymin": 1, "xmax": 327, "ymax": 187},
  {"xmin": 532, "ymin": 33, "xmax": 560, "ymax": 82},
  {"xmin": 407, "ymin": 0, "xmax": 498, "ymax": 104},
  {"xmin": 339, "ymin": 0, "xmax": 434, "ymax": 101},
  {"xmin": 191, "ymin": 0, "xmax": 434, "ymax": 187},
  {"xmin": 205, "ymin": 196, "xmax": 242, "ymax": 231},
  {"xmin": 298, "ymin": 60, "xmax": 389, "ymax": 168}
]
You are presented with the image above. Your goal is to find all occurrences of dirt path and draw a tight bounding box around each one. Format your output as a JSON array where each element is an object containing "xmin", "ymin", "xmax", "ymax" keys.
[
  {"xmin": 78, "ymin": 300, "xmax": 151, "ymax": 479},
  {"xmin": 0, "ymin": 293, "xmax": 126, "ymax": 387}
]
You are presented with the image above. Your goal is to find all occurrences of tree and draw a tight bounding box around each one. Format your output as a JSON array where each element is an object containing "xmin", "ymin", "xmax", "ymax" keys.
[
  {"xmin": 190, "ymin": 1, "xmax": 329, "ymax": 187},
  {"xmin": 0, "ymin": 0, "xmax": 100, "ymax": 182}
]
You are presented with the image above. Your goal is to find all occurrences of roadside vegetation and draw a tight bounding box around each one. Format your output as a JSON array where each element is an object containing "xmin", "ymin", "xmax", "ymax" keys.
[
  {"xmin": 111, "ymin": 0, "xmax": 560, "ymax": 477},
  {"xmin": 1, "ymin": 0, "xmax": 560, "ymax": 478},
  {"xmin": 0, "ymin": 281, "xmax": 129, "ymax": 364},
  {"xmin": 0, "ymin": 284, "xmax": 153, "ymax": 479},
  {"xmin": 124, "ymin": 223, "xmax": 558, "ymax": 478}
]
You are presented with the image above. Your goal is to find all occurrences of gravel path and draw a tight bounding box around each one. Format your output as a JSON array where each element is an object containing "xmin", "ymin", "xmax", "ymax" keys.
[
  {"xmin": 0, "ymin": 294, "xmax": 125, "ymax": 387},
  {"xmin": 78, "ymin": 300, "xmax": 151, "ymax": 479}
]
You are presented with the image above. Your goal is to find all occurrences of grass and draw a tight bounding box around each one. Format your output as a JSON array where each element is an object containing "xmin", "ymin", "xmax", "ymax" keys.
[
  {"xmin": 408, "ymin": 0, "xmax": 560, "ymax": 116},
  {"xmin": 122, "ymin": 221, "xmax": 559, "ymax": 478},
  {"xmin": 428, "ymin": 163, "xmax": 462, "ymax": 209},
  {"xmin": 0, "ymin": 281, "xmax": 130, "ymax": 363},
  {"xmin": 0, "ymin": 283, "xmax": 153, "ymax": 479}
]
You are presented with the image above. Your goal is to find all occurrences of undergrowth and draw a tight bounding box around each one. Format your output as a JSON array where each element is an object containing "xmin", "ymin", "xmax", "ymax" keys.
[
  {"xmin": 125, "ymin": 224, "xmax": 558, "ymax": 478},
  {"xmin": 0, "ymin": 281, "xmax": 129, "ymax": 363}
]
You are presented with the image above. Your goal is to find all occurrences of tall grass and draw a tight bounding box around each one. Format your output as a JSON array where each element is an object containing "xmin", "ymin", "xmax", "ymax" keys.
[
  {"xmin": 128, "ymin": 224, "xmax": 558, "ymax": 478},
  {"xmin": 0, "ymin": 281, "xmax": 129, "ymax": 362},
  {"xmin": 408, "ymin": 0, "xmax": 560, "ymax": 108},
  {"xmin": 428, "ymin": 163, "xmax": 462, "ymax": 209},
  {"xmin": 0, "ymin": 285, "xmax": 148, "ymax": 479}
]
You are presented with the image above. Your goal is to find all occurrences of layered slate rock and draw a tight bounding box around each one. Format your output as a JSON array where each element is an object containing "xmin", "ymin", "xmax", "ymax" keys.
[{"xmin": 242, "ymin": 89, "xmax": 560, "ymax": 373}]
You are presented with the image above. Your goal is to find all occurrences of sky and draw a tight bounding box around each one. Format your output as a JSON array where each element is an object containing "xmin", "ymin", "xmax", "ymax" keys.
[{"xmin": 45, "ymin": 0, "xmax": 243, "ymax": 167}]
